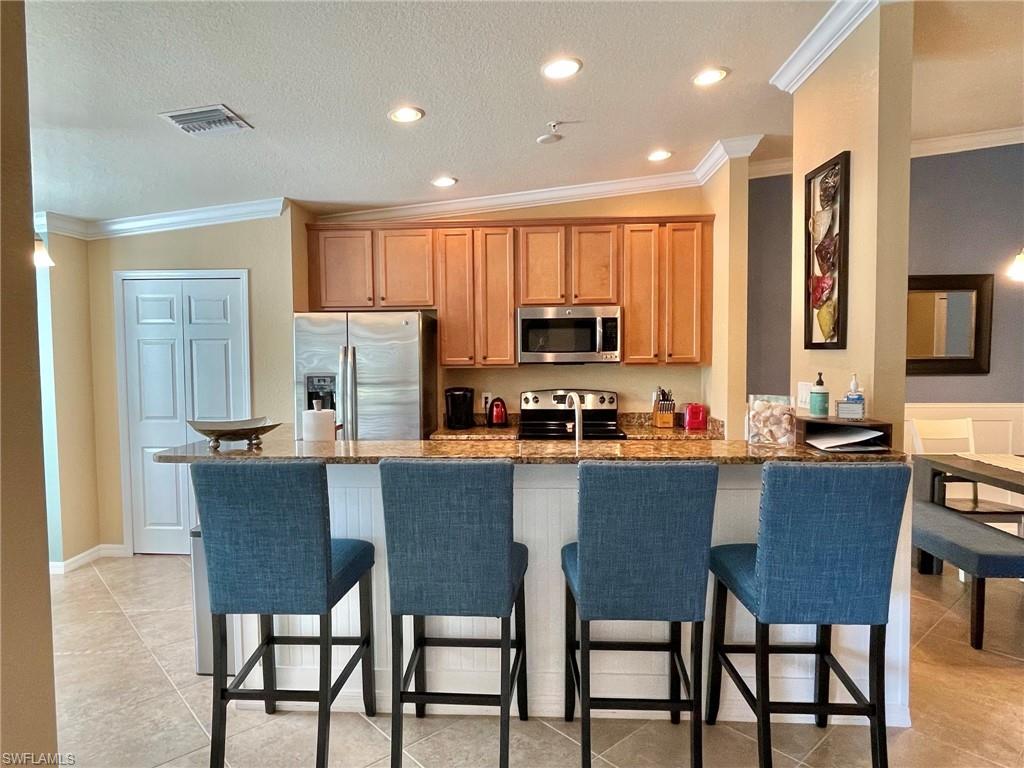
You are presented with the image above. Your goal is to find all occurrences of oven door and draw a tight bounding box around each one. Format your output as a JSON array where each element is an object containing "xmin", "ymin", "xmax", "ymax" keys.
[{"xmin": 517, "ymin": 306, "xmax": 620, "ymax": 363}]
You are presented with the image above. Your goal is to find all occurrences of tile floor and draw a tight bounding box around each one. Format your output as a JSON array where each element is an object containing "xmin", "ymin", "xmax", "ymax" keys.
[{"xmin": 51, "ymin": 556, "xmax": 1024, "ymax": 767}]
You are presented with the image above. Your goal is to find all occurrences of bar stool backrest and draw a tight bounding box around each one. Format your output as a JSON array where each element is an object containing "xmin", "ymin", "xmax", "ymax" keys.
[
  {"xmin": 379, "ymin": 459, "xmax": 515, "ymax": 618},
  {"xmin": 577, "ymin": 461, "xmax": 719, "ymax": 621},
  {"xmin": 753, "ymin": 462, "xmax": 911, "ymax": 626},
  {"xmin": 191, "ymin": 461, "xmax": 332, "ymax": 615},
  {"xmin": 910, "ymin": 417, "xmax": 975, "ymax": 454}
]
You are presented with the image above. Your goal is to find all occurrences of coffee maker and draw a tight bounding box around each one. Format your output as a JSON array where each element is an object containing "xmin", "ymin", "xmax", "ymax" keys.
[{"xmin": 444, "ymin": 387, "xmax": 475, "ymax": 430}]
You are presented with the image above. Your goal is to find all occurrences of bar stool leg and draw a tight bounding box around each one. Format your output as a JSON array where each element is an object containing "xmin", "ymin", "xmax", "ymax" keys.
[
  {"xmin": 564, "ymin": 584, "xmax": 577, "ymax": 723},
  {"xmin": 315, "ymin": 612, "xmax": 332, "ymax": 768},
  {"xmin": 499, "ymin": 615, "xmax": 512, "ymax": 768},
  {"xmin": 754, "ymin": 622, "xmax": 773, "ymax": 768},
  {"xmin": 210, "ymin": 614, "xmax": 228, "ymax": 768},
  {"xmin": 814, "ymin": 625, "xmax": 831, "ymax": 728},
  {"xmin": 413, "ymin": 616, "xmax": 426, "ymax": 718},
  {"xmin": 515, "ymin": 583, "xmax": 529, "ymax": 721},
  {"xmin": 670, "ymin": 621, "xmax": 682, "ymax": 724},
  {"xmin": 391, "ymin": 616, "xmax": 404, "ymax": 768},
  {"xmin": 259, "ymin": 614, "xmax": 276, "ymax": 715},
  {"xmin": 691, "ymin": 621, "xmax": 704, "ymax": 768},
  {"xmin": 869, "ymin": 625, "xmax": 888, "ymax": 768},
  {"xmin": 705, "ymin": 578, "xmax": 727, "ymax": 725},
  {"xmin": 580, "ymin": 620, "xmax": 592, "ymax": 768},
  {"xmin": 359, "ymin": 572, "xmax": 376, "ymax": 717},
  {"xmin": 971, "ymin": 578, "xmax": 986, "ymax": 649}
]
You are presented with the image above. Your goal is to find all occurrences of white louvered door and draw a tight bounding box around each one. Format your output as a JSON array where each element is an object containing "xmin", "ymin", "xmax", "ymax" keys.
[{"xmin": 123, "ymin": 277, "xmax": 248, "ymax": 554}]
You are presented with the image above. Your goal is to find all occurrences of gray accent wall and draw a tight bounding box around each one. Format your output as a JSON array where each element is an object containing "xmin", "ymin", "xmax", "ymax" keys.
[
  {"xmin": 906, "ymin": 144, "xmax": 1024, "ymax": 403},
  {"xmin": 746, "ymin": 144, "xmax": 1024, "ymax": 403},
  {"xmin": 747, "ymin": 174, "xmax": 792, "ymax": 396}
]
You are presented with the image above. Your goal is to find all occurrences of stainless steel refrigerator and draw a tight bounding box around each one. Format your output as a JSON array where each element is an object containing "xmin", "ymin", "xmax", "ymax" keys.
[{"xmin": 294, "ymin": 311, "xmax": 437, "ymax": 440}]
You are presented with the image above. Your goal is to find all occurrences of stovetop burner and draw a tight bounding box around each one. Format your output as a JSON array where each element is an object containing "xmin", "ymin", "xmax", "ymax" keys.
[{"xmin": 517, "ymin": 389, "xmax": 627, "ymax": 441}]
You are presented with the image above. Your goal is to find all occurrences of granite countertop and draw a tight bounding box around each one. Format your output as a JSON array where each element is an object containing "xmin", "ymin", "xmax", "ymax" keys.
[
  {"xmin": 155, "ymin": 435, "xmax": 905, "ymax": 465},
  {"xmin": 431, "ymin": 426, "xmax": 519, "ymax": 440}
]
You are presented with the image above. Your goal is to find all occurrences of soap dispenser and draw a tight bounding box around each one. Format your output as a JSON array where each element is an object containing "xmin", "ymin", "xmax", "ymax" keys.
[{"xmin": 809, "ymin": 372, "xmax": 830, "ymax": 418}]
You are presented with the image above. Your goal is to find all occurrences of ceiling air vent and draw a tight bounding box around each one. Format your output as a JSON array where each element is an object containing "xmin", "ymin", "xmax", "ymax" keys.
[{"xmin": 159, "ymin": 104, "xmax": 252, "ymax": 136}]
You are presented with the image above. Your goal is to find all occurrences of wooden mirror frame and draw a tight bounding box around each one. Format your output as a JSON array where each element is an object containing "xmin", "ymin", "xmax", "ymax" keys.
[{"xmin": 906, "ymin": 273, "xmax": 993, "ymax": 375}]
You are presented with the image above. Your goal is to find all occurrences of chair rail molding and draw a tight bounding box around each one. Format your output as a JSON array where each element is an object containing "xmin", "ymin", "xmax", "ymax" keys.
[
  {"xmin": 33, "ymin": 197, "xmax": 286, "ymax": 240},
  {"xmin": 770, "ymin": 0, "xmax": 879, "ymax": 94}
]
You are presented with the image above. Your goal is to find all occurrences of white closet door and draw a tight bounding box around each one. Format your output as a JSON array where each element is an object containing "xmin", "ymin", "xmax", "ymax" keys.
[
  {"xmin": 123, "ymin": 279, "xmax": 190, "ymax": 554},
  {"xmin": 123, "ymin": 276, "xmax": 249, "ymax": 554},
  {"xmin": 181, "ymin": 278, "xmax": 250, "ymax": 530}
]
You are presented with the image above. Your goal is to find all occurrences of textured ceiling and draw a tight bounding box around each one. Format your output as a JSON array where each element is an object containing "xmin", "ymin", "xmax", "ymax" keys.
[
  {"xmin": 26, "ymin": 1, "xmax": 826, "ymax": 220},
  {"xmin": 25, "ymin": 2, "xmax": 1022, "ymax": 222},
  {"xmin": 912, "ymin": 1, "xmax": 1023, "ymax": 140}
]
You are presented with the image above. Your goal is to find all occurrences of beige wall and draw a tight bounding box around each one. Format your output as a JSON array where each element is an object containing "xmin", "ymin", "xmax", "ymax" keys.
[
  {"xmin": 437, "ymin": 186, "xmax": 715, "ymax": 414},
  {"xmin": 87, "ymin": 212, "xmax": 296, "ymax": 545},
  {"xmin": 443, "ymin": 186, "xmax": 711, "ymax": 220},
  {"xmin": 290, "ymin": 201, "xmax": 314, "ymax": 312},
  {"xmin": 47, "ymin": 234, "xmax": 100, "ymax": 559},
  {"xmin": 789, "ymin": 4, "xmax": 913, "ymax": 442},
  {"xmin": 701, "ymin": 159, "xmax": 749, "ymax": 438},
  {"xmin": 0, "ymin": 0, "xmax": 58, "ymax": 752}
]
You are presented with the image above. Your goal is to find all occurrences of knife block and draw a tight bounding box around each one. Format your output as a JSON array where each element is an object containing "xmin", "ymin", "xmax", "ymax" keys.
[{"xmin": 651, "ymin": 405, "xmax": 676, "ymax": 429}]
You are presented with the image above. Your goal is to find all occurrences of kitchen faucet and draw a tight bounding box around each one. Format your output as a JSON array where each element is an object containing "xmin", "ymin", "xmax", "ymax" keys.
[{"xmin": 565, "ymin": 391, "xmax": 583, "ymax": 451}]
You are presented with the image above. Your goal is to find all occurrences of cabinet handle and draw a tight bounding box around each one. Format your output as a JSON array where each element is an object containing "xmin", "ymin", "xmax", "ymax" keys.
[
  {"xmin": 668, "ymin": 353, "xmax": 674, "ymax": 358},
  {"xmin": 380, "ymin": 296, "xmax": 386, "ymax": 301},
  {"xmin": 482, "ymin": 355, "xmax": 488, "ymax": 361},
  {"xmin": 468, "ymin": 355, "xmax": 474, "ymax": 360},
  {"xmin": 367, "ymin": 296, "xmax": 373, "ymax": 301}
]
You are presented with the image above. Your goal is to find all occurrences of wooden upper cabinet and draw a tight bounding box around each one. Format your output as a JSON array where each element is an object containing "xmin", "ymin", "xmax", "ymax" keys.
[
  {"xmin": 571, "ymin": 225, "xmax": 619, "ymax": 304},
  {"xmin": 475, "ymin": 228, "xmax": 516, "ymax": 365},
  {"xmin": 663, "ymin": 223, "xmax": 702, "ymax": 363},
  {"xmin": 318, "ymin": 231, "xmax": 374, "ymax": 309},
  {"xmin": 375, "ymin": 229, "xmax": 434, "ymax": 307},
  {"xmin": 622, "ymin": 225, "xmax": 660, "ymax": 364},
  {"xmin": 517, "ymin": 226, "xmax": 566, "ymax": 305},
  {"xmin": 435, "ymin": 229, "xmax": 476, "ymax": 366}
]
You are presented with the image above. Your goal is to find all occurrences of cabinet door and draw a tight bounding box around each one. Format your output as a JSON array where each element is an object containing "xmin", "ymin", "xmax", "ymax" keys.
[
  {"xmin": 376, "ymin": 229, "xmax": 434, "ymax": 307},
  {"xmin": 622, "ymin": 225, "xmax": 660, "ymax": 364},
  {"xmin": 435, "ymin": 229, "xmax": 476, "ymax": 366},
  {"xmin": 571, "ymin": 225, "xmax": 619, "ymax": 304},
  {"xmin": 517, "ymin": 226, "xmax": 566, "ymax": 305},
  {"xmin": 663, "ymin": 223, "xmax": 702, "ymax": 363},
  {"xmin": 475, "ymin": 228, "xmax": 516, "ymax": 365},
  {"xmin": 319, "ymin": 231, "xmax": 374, "ymax": 308}
]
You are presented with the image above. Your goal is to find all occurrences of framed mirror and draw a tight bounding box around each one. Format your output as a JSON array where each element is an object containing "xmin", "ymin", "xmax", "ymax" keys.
[{"xmin": 906, "ymin": 274, "xmax": 993, "ymax": 375}]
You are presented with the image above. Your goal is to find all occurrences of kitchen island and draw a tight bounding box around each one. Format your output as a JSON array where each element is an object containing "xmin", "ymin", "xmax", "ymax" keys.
[{"xmin": 156, "ymin": 437, "xmax": 912, "ymax": 726}]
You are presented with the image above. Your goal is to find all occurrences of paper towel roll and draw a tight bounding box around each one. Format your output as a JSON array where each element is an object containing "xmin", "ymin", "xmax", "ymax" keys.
[{"xmin": 302, "ymin": 409, "xmax": 337, "ymax": 442}]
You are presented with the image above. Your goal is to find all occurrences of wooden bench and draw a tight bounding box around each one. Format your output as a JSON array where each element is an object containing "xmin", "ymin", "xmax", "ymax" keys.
[{"xmin": 913, "ymin": 500, "xmax": 1024, "ymax": 649}]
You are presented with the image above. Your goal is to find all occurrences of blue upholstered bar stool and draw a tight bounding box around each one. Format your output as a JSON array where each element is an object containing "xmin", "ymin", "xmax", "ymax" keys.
[
  {"xmin": 379, "ymin": 459, "xmax": 528, "ymax": 768},
  {"xmin": 191, "ymin": 461, "xmax": 376, "ymax": 768},
  {"xmin": 563, "ymin": 461, "xmax": 719, "ymax": 768},
  {"xmin": 705, "ymin": 462, "xmax": 911, "ymax": 768}
]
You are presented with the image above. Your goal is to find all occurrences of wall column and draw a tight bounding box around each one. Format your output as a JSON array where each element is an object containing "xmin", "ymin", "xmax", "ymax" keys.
[
  {"xmin": 1, "ymin": 0, "xmax": 59, "ymax": 753},
  {"xmin": 789, "ymin": 3, "xmax": 914, "ymax": 444}
]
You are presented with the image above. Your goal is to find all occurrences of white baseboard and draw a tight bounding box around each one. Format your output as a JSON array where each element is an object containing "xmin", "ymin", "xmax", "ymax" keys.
[{"xmin": 49, "ymin": 543, "xmax": 132, "ymax": 575}]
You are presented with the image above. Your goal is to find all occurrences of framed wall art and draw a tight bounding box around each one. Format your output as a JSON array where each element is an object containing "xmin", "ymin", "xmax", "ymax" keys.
[{"xmin": 804, "ymin": 150, "xmax": 850, "ymax": 349}]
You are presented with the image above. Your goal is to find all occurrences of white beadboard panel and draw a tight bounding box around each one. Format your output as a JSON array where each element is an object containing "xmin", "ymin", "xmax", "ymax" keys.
[
  {"xmin": 905, "ymin": 402, "xmax": 1024, "ymax": 507},
  {"xmin": 235, "ymin": 463, "xmax": 911, "ymax": 726}
]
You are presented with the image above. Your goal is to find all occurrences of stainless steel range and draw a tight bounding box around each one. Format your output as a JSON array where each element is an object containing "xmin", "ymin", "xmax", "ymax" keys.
[{"xmin": 517, "ymin": 389, "xmax": 627, "ymax": 440}]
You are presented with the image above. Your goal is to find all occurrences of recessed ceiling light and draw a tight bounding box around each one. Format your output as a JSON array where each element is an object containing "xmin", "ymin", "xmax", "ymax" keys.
[
  {"xmin": 647, "ymin": 149, "xmax": 672, "ymax": 162},
  {"xmin": 431, "ymin": 176, "xmax": 458, "ymax": 188},
  {"xmin": 693, "ymin": 67, "xmax": 729, "ymax": 87},
  {"xmin": 389, "ymin": 106, "xmax": 424, "ymax": 123},
  {"xmin": 542, "ymin": 57, "xmax": 582, "ymax": 80}
]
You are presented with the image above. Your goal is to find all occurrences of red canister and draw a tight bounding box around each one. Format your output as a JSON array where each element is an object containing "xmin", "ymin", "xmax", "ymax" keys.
[{"xmin": 684, "ymin": 403, "xmax": 708, "ymax": 431}]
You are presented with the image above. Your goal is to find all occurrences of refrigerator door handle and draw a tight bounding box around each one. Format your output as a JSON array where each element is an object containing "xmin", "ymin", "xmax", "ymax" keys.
[
  {"xmin": 338, "ymin": 345, "xmax": 348, "ymax": 439},
  {"xmin": 346, "ymin": 345, "xmax": 358, "ymax": 440}
]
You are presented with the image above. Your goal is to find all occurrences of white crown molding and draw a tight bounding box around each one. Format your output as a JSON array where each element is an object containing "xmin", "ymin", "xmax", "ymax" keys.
[
  {"xmin": 910, "ymin": 126, "xmax": 1024, "ymax": 158},
  {"xmin": 746, "ymin": 127, "xmax": 1024, "ymax": 179},
  {"xmin": 749, "ymin": 158, "xmax": 794, "ymax": 179},
  {"xmin": 770, "ymin": 0, "xmax": 879, "ymax": 94},
  {"xmin": 327, "ymin": 135, "xmax": 763, "ymax": 223},
  {"xmin": 33, "ymin": 197, "xmax": 286, "ymax": 240}
]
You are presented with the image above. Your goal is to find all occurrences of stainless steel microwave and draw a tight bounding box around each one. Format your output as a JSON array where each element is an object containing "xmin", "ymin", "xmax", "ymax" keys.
[{"xmin": 517, "ymin": 306, "xmax": 621, "ymax": 363}]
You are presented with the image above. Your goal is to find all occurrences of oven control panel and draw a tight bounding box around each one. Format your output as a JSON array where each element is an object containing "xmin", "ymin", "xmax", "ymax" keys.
[{"xmin": 520, "ymin": 389, "xmax": 617, "ymax": 410}]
